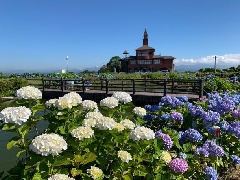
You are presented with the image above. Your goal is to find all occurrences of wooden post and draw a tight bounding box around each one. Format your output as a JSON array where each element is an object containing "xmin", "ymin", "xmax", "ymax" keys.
[
  {"xmin": 132, "ymin": 79, "xmax": 135, "ymax": 95},
  {"xmin": 101, "ymin": 79, "xmax": 103, "ymax": 90},
  {"xmin": 106, "ymin": 79, "xmax": 109, "ymax": 94},
  {"xmin": 122, "ymin": 79, "xmax": 124, "ymax": 91},
  {"xmin": 199, "ymin": 79, "xmax": 204, "ymax": 98},
  {"xmin": 82, "ymin": 79, "xmax": 85, "ymax": 93},
  {"xmin": 171, "ymin": 78, "xmax": 174, "ymax": 93},
  {"xmin": 164, "ymin": 79, "xmax": 167, "ymax": 96},
  {"xmin": 144, "ymin": 77, "xmax": 147, "ymax": 92}
]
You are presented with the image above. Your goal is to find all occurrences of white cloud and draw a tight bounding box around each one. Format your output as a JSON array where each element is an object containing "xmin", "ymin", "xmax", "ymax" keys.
[{"xmin": 175, "ymin": 54, "xmax": 240, "ymax": 67}]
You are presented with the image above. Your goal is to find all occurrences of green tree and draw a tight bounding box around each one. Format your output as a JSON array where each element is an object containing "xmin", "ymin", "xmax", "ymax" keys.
[{"xmin": 98, "ymin": 56, "xmax": 121, "ymax": 73}]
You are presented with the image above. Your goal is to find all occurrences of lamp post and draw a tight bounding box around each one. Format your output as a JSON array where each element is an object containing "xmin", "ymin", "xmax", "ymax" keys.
[
  {"xmin": 213, "ymin": 56, "xmax": 217, "ymax": 74},
  {"xmin": 66, "ymin": 56, "xmax": 69, "ymax": 72}
]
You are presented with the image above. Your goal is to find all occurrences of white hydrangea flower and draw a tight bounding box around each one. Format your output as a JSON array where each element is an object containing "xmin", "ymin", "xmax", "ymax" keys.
[
  {"xmin": 29, "ymin": 133, "xmax": 67, "ymax": 156},
  {"xmin": 56, "ymin": 92, "xmax": 82, "ymax": 110},
  {"xmin": 114, "ymin": 123, "xmax": 125, "ymax": 132},
  {"xmin": 71, "ymin": 126, "xmax": 94, "ymax": 140},
  {"xmin": 45, "ymin": 98, "xmax": 58, "ymax": 108},
  {"xmin": 82, "ymin": 100, "xmax": 98, "ymax": 110},
  {"xmin": 82, "ymin": 118, "xmax": 97, "ymax": 127},
  {"xmin": 48, "ymin": 173, "xmax": 74, "ymax": 180},
  {"xmin": 133, "ymin": 107, "xmax": 146, "ymax": 117},
  {"xmin": 120, "ymin": 119, "xmax": 136, "ymax": 129},
  {"xmin": 0, "ymin": 106, "xmax": 31, "ymax": 125},
  {"xmin": 16, "ymin": 86, "xmax": 42, "ymax": 100},
  {"xmin": 112, "ymin": 92, "xmax": 132, "ymax": 104},
  {"xmin": 85, "ymin": 111, "xmax": 103, "ymax": 120},
  {"xmin": 100, "ymin": 97, "xmax": 118, "ymax": 108},
  {"xmin": 130, "ymin": 126, "xmax": 155, "ymax": 141},
  {"xmin": 87, "ymin": 166, "xmax": 103, "ymax": 180},
  {"xmin": 95, "ymin": 117, "xmax": 116, "ymax": 130},
  {"xmin": 118, "ymin": 150, "xmax": 132, "ymax": 163}
]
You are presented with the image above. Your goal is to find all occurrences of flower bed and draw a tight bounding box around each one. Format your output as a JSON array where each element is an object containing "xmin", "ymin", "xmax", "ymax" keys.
[{"xmin": 0, "ymin": 87, "xmax": 240, "ymax": 179}]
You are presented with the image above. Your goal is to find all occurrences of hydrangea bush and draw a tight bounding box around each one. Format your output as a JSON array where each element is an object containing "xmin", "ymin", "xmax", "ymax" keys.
[{"xmin": 0, "ymin": 86, "xmax": 240, "ymax": 179}]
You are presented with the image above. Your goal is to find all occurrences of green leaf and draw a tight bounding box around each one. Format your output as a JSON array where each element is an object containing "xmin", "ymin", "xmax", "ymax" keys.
[
  {"xmin": 80, "ymin": 152, "xmax": 96, "ymax": 165},
  {"xmin": 133, "ymin": 165, "xmax": 148, "ymax": 176},
  {"xmin": 122, "ymin": 174, "xmax": 133, "ymax": 180},
  {"xmin": 16, "ymin": 149, "xmax": 26, "ymax": 157},
  {"xmin": 32, "ymin": 172, "xmax": 43, "ymax": 180},
  {"xmin": 53, "ymin": 156, "xmax": 73, "ymax": 166},
  {"xmin": 2, "ymin": 123, "xmax": 16, "ymax": 131},
  {"xmin": 71, "ymin": 168, "xmax": 82, "ymax": 177},
  {"xmin": 6, "ymin": 136, "xmax": 21, "ymax": 150}
]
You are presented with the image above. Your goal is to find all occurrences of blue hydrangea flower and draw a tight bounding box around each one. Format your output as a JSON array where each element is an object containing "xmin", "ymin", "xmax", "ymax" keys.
[
  {"xmin": 180, "ymin": 129, "xmax": 203, "ymax": 143},
  {"xmin": 232, "ymin": 110, "xmax": 240, "ymax": 119},
  {"xmin": 201, "ymin": 110, "xmax": 220, "ymax": 125},
  {"xmin": 188, "ymin": 105, "xmax": 204, "ymax": 117},
  {"xmin": 144, "ymin": 104, "xmax": 161, "ymax": 112},
  {"xmin": 230, "ymin": 155, "xmax": 240, "ymax": 164},
  {"xmin": 160, "ymin": 95, "xmax": 185, "ymax": 107},
  {"xmin": 160, "ymin": 114, "xmax": 170, "ymax": 120},
  {"xmin": 177, "ymin": 96, "xmax": 188, "ymax": 102},
  {"xmin": 179, "ymin": 152, "xmax": 188, "ymax": 160},
  {"xmin": 204, "ymin": 166, "xmax": 218, "ymax": 180},
  {"xmin": 219, "ymin": 120, "xmax": 230, "ymax": 131},
  {"xmin": 228, "ymin": 121, "xmax": 240, "ymax": 138}
]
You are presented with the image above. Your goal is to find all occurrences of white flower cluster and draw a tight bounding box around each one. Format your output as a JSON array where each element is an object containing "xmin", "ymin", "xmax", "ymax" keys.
[
  {"xmin": 29, "ymin": 133, "xmax": 67, "ymax": 156},
  {"xmin": 95, "ymin": 117, "xmax": 116, "ymax": 130},
  {"xmin": 82, "ymin": 100, "xmax": 98, "ymax": 110},
  {"xmin": 71, "ymin": 126, "xmax": 94, "ymax": 140},
  {"xmin": 82, "ymin": 118, "xmax": 97, "ymax": 127},
  {"xmin": 56, "ymin": 92, "xmax": 82, "ymax": 110},
  {"xmin": 0, "ymin": 106, "xmax": 31, "ymax": 125},
  {"xmin": 133, "ymin": 107, "xmax": 146, "ymax": 117},
  {"xmin": 112, "ymin": 92, "xmax": 132, "ymax": 104},
  {"xmin": 130, "ymin": 126, "xmax": 155, "ymax": 141},
  {"xmin": 85, "ymin": 111, "xmax": 103, "ymax": 120},
  {"xmin": 48, "ymin": 174, "xmax": 74, "ymax": 180},
  {"xmin": 100, "ymin": 97, "xmax": 118, "ymax": 108},
  {"xmin": 87, "ymin": 166, "xmax": 103, "ymax": 180},
  {"xmin": 45, "ymin": 98, "xmax": 58, "ymax": 108},
  {"xmin": 120, "ymin": 119, "xmax": 136, "ymax": 130},
  {"xmin": 118, "ymin": 150, "xmax": 132, "ymax": 163},
  {"xmin": 114, "ymin": 123, "xmax": 125, "ymax": 132},
  {"xmin": 16, "ymin": 86, "xmax": 42, "ymax": 100}
]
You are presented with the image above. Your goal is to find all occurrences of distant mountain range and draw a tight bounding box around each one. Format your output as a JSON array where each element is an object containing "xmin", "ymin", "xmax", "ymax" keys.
[{"xmin": 0, "ymin": 64, "xmax": 236, "ymax": 74}]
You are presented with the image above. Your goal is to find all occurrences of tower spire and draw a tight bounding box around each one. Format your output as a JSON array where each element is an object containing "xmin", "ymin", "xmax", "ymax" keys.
[{"xmin": 143, "ymin": 28, "xmax": 148, "ymax": 45}]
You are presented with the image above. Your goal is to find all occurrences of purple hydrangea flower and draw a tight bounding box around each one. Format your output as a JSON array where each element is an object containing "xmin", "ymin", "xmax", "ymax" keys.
[
  {"xmin": 228, "ymin": 121, "xmax": 240, "ymax": 138},
  {"xmin": 188, "ymin": 105, "xmax": 204, "ymax": 117},
  {"xmin": 195, "ymin": 140, "xmax": 224, "ymax": 157},
  {"xmin": 169, "ymin": 158, "xmax": 188, "ymax": 173},
  {"xmin": 204, "ymin": 166, "xmax": 218, "ymax": 180},
  {"xmin": 232, "ymin": 110, "xmax": 240, "ymax": 119},
  {"xmin": 170, "ymin": 112, "xmax": 183, "ymax": 122},
  {"xmin": 155, "ymin": 130, "xmax": 173, "ymax": 150},
  {"xmin": 230, "ymin": 155, "xmax": 240, "ymax": 164},
  {"xmin": 160, "ymin": 95, "xmax": 185, "ymax": 107}
]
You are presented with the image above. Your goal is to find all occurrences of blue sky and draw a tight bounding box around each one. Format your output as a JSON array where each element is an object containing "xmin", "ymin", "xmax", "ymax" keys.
[{"xmin": 0, "ymin": 0, "xmax": 239, "ymax": 73}]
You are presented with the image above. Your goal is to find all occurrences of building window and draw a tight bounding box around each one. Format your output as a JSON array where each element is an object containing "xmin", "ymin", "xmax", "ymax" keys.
[
  {"xmin": 138, "ymin": 60, "xmax": 152, "ymax": 64},
  {"xmin": 130, "ymin": 60, "xmax": 136, "ymax": 64},
  {"xmin": 153, "ymin": 59, "xmax": 161, "ymax": 64},
  {"xmin": 137, "ymin": 51, "xmax": 148, "ymax": 56}
]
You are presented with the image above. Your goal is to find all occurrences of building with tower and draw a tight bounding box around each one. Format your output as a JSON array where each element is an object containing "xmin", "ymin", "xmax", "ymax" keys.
[{"xmin": 120, "ymin": 29, "xmax": 175, "ymax": 73}]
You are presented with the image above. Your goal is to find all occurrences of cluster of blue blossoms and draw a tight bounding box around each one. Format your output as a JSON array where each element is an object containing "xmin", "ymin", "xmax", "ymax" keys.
[
  {"xmin": 204, "ymin": 166, "xmax": 218, "ymax": 180},
  {"xmin": 155, "ymin": 130, "xmax": 173, "ymax": 150},
  {"xmin": 230, "ymin": 155, "xmax": 240, "ymax": 164},
  {"xmin": 179, "ymin": 129, "xmax": 203, "ymax": 143},
  {"xmin": 160, "ymin": 95, "xmax": 187, "ymax": 107},
  {"xmin": 195, "ymin": 140, "xmax": 224, "ymax": 157}
]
